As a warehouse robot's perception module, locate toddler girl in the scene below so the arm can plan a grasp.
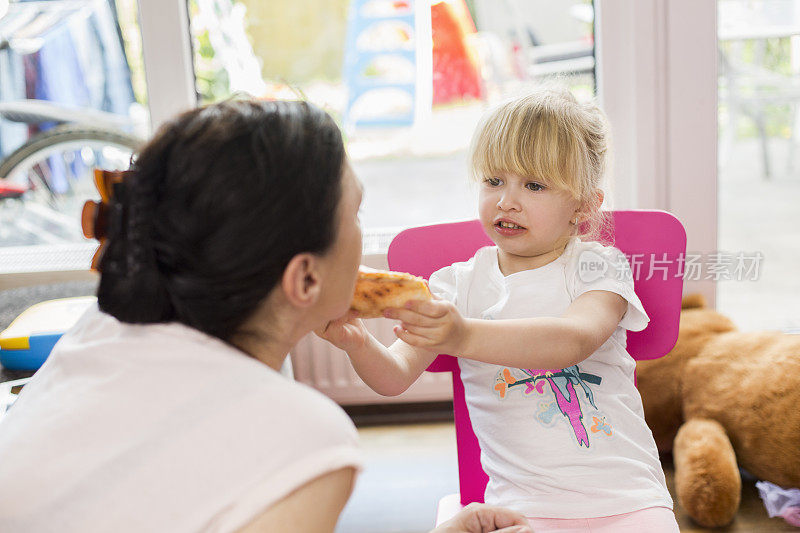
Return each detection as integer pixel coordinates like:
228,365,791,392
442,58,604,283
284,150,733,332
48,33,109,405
318,87,679,532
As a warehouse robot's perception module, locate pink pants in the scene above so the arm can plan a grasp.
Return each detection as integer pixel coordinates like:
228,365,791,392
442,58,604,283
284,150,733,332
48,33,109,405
526,506,679,532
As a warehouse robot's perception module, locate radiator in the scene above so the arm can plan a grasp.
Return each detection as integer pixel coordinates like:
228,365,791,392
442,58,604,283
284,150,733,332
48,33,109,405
291,319,453,405
290,249,453,405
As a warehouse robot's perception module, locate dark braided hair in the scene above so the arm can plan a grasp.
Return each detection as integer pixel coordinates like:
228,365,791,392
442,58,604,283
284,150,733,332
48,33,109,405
97,99,345,341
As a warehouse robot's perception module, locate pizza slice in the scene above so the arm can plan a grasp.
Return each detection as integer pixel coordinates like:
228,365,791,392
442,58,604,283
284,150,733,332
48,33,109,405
350,266,432,318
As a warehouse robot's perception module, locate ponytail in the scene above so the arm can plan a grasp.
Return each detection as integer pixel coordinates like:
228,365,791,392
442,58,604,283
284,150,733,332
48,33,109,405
97,154,174,323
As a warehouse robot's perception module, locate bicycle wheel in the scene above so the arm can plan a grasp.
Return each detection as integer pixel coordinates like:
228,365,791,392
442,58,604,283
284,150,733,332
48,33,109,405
0,125,142,245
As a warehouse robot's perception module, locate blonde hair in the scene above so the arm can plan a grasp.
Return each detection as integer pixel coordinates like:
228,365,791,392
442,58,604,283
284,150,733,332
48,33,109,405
469,85,613,244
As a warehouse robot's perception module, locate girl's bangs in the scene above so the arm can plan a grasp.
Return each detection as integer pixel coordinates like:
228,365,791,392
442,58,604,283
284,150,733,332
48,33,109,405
472,118,570,191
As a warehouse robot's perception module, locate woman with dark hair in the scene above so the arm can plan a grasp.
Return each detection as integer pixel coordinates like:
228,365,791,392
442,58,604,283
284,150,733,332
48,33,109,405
0,100,530,533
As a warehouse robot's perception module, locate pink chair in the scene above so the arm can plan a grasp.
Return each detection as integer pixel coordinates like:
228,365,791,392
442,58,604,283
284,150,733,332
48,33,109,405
387,210,687,522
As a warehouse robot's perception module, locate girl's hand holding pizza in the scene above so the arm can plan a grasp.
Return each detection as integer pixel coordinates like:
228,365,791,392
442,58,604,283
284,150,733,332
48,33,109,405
315,310,369,353
318,266,430,353
384,298,471,355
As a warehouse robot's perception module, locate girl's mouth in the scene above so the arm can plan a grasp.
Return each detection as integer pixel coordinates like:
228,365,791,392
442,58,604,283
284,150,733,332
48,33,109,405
494,220,526,236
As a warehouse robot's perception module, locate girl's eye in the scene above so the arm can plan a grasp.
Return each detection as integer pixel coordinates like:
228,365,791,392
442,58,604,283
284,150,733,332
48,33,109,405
485,177,502,186
526,182,545,192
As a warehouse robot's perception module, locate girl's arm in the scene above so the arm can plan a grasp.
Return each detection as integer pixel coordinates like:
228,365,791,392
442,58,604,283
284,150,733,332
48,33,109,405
387,290,628,369
316,312,438,396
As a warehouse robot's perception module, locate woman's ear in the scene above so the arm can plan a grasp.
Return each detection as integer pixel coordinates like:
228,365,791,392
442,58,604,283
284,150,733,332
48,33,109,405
281,253,322,309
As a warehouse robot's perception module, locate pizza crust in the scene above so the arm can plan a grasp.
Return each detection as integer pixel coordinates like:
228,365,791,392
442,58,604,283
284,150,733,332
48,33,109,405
350,267,432,318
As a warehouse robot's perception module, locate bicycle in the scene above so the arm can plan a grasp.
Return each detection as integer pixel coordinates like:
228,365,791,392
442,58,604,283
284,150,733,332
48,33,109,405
0,100,143,244
0,0,144,245
0,99,143,198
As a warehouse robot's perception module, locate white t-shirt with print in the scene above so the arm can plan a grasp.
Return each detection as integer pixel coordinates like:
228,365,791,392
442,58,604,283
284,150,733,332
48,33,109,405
0,305,362,532
428,237,672,519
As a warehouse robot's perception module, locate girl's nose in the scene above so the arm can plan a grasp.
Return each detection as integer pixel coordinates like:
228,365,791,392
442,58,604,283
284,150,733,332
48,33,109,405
497,190,521,211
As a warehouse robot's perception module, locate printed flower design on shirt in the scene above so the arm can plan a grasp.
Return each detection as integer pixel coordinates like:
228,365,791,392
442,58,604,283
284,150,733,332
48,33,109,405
494,365,604,448
591,416,613,436
536,401,560,425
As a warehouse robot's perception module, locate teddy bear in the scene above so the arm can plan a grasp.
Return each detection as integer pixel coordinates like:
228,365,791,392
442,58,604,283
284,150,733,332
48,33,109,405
635,293,800,528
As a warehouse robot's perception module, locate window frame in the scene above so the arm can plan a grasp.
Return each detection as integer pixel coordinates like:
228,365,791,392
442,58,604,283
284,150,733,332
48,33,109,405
138,0,196,130
594,0,717,305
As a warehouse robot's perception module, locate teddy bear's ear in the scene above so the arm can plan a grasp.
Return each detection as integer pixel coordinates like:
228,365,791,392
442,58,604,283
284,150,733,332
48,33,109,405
682,293,707,309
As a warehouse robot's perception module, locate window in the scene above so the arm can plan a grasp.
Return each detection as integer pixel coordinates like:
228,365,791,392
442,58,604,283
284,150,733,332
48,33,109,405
0,0,148,274
187,0,597,251
717,0,800,331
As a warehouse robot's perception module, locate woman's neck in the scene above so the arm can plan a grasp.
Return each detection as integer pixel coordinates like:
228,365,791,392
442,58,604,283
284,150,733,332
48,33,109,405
232,332,293,372
230,297,310,372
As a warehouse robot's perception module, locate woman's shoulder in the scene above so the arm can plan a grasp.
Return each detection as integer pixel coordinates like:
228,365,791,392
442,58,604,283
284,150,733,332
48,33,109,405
205,378,361,532
260,373,360,442
57,306,358,440
45,307,360,479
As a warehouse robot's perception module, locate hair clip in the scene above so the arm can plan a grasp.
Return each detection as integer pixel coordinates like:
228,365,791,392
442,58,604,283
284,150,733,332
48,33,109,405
81,169,131,271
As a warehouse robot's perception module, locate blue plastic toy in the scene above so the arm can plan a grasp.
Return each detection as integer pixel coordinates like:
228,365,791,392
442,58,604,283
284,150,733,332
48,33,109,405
0,296,96,371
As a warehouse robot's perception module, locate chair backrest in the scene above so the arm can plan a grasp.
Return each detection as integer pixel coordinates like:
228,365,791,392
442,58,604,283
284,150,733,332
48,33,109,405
387,210,687,505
